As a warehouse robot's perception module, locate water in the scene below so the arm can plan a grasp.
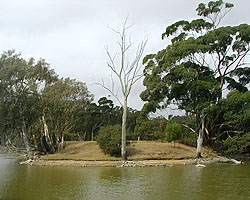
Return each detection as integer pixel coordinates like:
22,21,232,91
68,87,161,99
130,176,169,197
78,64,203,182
0,155,249,200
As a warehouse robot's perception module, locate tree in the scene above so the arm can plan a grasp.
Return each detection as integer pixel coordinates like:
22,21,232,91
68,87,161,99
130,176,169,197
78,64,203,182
80,97,119,141
135,116,167,141
166,121,183,147
97,19,147,160
208,90,250,142
0,50,94,157
42,78,93,151
81,102,101,141
96,124,122,157
221,91,250,133
141,1,250,158
0,50,57,158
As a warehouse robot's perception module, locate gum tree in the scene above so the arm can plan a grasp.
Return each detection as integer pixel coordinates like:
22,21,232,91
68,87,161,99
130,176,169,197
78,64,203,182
0,50,57,158
42,78,93,152
97,19,147,160
141,1,250,158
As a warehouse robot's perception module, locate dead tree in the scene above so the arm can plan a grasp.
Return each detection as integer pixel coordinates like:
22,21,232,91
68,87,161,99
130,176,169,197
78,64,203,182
97,19,147,160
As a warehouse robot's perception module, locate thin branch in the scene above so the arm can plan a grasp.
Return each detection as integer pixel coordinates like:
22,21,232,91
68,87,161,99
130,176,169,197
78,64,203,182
98,19,147,108
182,124,198,136
224,49,250,76
95,81,123,106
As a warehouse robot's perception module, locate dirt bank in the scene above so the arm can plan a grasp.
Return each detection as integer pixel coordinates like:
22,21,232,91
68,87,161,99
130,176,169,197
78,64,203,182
40,141,217,161
20,156,237,167
18,141,239,167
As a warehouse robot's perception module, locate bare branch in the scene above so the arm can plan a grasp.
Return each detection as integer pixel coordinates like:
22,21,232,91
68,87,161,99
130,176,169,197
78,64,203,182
224,49,250,76
107,25,121,37
94,80,123,106
98,19,147,110
182,124,198,136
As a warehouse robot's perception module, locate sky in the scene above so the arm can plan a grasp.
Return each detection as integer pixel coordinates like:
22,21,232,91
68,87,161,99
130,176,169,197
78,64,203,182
0,0,249,114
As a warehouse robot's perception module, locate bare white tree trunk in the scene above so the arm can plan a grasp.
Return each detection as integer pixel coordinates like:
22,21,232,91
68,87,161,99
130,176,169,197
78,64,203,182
55,134,60,152
21,121,33,159
196,116,205,158
60,134,64,150
91,129,94,141
121,98,128,160
41,115,55,153
97,18,147,161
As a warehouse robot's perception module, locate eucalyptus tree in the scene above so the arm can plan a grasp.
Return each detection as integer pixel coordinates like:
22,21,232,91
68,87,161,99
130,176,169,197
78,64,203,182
42,78,93,151
134,117,167,141
71,102,100,141
220,90,250,154
97,19,147,160
71,97,123,142
141,1,250,158
0,50,57,158
209,90,250,140
88,97,117,141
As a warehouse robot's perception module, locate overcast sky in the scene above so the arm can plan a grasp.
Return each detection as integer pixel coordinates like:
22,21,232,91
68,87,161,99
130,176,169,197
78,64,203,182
0,0,249,113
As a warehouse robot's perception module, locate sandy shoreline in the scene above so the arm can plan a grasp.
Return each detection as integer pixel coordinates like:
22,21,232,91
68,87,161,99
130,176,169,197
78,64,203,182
19,156,236,167
1,144,243,167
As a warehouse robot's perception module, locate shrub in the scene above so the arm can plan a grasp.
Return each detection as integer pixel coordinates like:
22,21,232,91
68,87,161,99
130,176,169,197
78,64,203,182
135,117,167,141
166,121,183,145
180,132,197,147
96,124,122,157
64,132,75,141
223,132,250,155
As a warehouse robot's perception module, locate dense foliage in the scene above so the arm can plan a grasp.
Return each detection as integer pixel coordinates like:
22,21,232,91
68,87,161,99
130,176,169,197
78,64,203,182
140,0,250,156
166,116,197,147
0,50,95,156
222,132,250,155
134,117,167,140
1,1,249,158
0,51,141,157
208,91,250,154
165,121,183,145
96,124,123,157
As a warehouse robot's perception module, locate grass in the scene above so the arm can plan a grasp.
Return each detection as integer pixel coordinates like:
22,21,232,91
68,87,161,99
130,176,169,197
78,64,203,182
41,141,217,161
41,141,121,161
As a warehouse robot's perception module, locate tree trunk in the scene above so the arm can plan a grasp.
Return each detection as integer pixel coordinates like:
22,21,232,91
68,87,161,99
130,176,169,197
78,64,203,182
91,129,94,141
196,116,205,158
60,134,64,150
121,98,128,161
0,116,5,146
1,132,5,146
55,134,60,152
21,121,33,159
41,115,55,153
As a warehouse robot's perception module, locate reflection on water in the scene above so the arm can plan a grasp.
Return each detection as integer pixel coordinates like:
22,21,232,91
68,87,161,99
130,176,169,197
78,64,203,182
0,155,249,200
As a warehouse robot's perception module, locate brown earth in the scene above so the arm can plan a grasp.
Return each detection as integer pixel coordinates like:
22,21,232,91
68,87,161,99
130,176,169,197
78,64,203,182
41,141,217,161
22,141,225,167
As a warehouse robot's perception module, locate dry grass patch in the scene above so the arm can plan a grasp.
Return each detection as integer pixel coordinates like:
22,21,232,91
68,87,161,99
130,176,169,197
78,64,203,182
127,141,196,160
41,141,121,161
41,141,216,161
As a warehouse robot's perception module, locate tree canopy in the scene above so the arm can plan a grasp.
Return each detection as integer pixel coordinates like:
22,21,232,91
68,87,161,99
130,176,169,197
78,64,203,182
0,50,141,157
140,0,250,157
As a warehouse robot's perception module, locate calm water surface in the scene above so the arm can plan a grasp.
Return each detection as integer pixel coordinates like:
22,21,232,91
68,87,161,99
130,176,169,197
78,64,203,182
0,155,249,200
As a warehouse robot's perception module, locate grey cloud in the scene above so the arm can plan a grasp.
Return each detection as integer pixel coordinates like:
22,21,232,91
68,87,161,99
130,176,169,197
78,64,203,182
0,0,249,110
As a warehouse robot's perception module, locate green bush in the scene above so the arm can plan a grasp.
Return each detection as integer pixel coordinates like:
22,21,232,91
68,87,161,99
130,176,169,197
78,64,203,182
64,132,75,141
166,121,183,145
96,124,122,157
135,117,167,141
180,132,197,147
223,132,250,155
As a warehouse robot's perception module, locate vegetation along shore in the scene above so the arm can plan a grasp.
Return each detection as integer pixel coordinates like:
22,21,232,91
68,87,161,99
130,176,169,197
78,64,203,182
18,141,245,167
1,1,249,163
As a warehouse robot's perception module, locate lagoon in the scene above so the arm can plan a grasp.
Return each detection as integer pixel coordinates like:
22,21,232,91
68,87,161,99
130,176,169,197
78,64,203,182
0,155,249,200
